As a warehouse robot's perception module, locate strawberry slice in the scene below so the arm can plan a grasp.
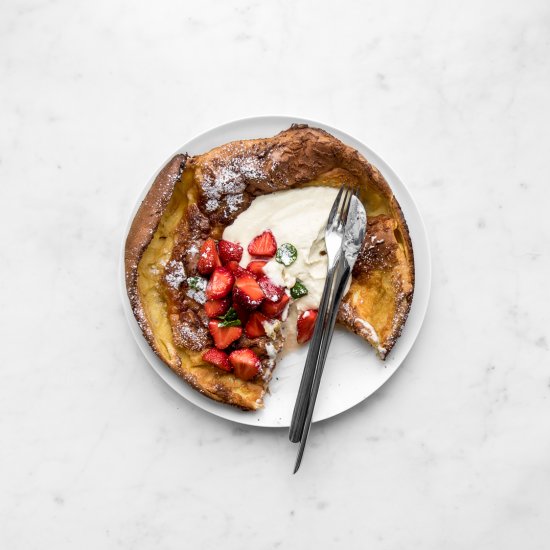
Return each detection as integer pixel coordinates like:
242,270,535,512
261,293,290,318
297,309,318,344
205,266,235,300
226,260,248,278
208,319,242,349
202,348,232,372
204,297,231,318
246,260,267,278
218,240,243,264
245,311,268,338
232,300,250,326
229,349,261,381
247,230,277,257
197,238,222,275
232,272,265,310
258,276,285,302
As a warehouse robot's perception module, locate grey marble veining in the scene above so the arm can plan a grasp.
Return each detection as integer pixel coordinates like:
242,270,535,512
1,0,549,548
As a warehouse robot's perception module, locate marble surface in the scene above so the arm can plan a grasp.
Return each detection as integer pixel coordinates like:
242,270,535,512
1,0,549,548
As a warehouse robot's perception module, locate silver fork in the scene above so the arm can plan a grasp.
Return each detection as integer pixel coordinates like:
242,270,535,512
289,185,355,443
292,190,365,472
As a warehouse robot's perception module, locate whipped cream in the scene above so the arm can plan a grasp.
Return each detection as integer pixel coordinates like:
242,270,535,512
223,187,339,345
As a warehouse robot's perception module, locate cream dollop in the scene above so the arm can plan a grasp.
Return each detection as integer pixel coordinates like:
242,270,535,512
222,187,338,345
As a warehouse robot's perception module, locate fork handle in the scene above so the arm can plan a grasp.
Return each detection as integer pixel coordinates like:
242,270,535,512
293,263,351,472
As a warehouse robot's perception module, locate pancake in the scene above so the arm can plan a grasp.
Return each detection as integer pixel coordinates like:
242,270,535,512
125,125,414,410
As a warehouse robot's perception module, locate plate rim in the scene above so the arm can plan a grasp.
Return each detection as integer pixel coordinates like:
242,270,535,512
119,114,431,428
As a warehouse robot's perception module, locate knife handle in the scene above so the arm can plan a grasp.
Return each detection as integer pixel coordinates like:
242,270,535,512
293,263,351,472
289,260,340,442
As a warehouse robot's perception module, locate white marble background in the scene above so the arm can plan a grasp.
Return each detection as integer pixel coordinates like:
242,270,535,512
1,0,549,548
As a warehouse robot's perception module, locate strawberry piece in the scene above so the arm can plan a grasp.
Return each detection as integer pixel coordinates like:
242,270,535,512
208,319,242,350
246,260,267,278
232,300,250,326
204,297,231,318
245,311,268,338
232,272,265,310
247,230,277,257
202,348,232,372
261,293,290,318
229,349,261,381
258,276,285,303
218,240,243,264
297,309,318,344
197,238,222,275
226,260,248,278
206,266,235,300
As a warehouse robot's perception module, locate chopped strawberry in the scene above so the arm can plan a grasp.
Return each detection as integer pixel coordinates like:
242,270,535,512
232,300,250,326
202,348,232,372
226,260,248,278
229,349,261,381
297,309,318,344
205,266,235,300
197,238,221,275
247,230,277,257
245,311,268,338
204,297,231,318
258,276,285,302
261,293,290,318
246,260,267,278
208,319,242,349
218,240,243,264
232,272,265,310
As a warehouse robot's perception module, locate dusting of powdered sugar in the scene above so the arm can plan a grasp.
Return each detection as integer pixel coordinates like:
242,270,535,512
225,193,244,215
201,149,269,215
186,288,207,304
204,199,219,213
164,260,186,289
237,155,268,181
177,322,209,351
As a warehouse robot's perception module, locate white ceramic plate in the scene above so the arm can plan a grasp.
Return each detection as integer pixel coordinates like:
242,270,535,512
120,116,431,427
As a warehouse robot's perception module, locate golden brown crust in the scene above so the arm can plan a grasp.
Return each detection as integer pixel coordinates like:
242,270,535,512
338,215,414,358
125,126,415,410
125,154,188,351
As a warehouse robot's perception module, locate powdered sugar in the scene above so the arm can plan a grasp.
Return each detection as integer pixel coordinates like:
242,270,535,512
164,260,186,289
205,199,219,213
186,288,207,304
225,193,244,215
177,321,209,351
201,151,269,216
202,158,246,203
237,155,268,181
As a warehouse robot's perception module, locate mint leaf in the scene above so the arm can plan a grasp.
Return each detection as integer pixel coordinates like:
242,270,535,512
290,279,308,299
275,243,298,266
218,307,242,328
218,319,242,328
